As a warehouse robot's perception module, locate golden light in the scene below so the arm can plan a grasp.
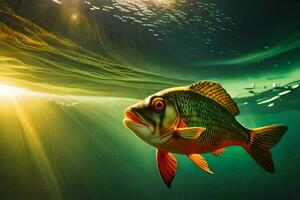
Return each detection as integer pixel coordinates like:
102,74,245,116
152,0,175,6
0,85,30,96
0,84,62,198
153,0,166,3
70,13,78,21
68,12,82,26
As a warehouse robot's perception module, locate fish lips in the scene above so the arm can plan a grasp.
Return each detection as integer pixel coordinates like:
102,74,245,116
123,108,148,128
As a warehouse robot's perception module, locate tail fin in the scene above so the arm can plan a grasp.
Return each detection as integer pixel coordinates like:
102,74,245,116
244,125,288,173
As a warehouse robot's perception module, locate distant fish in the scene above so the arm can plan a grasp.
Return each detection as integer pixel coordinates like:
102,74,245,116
123,81,288,187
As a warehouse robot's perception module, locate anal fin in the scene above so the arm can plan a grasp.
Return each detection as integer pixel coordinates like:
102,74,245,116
156,149,177,188
212,148,225,156
188,154,214,174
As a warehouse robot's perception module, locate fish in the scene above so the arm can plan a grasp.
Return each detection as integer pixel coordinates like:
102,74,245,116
123,81,288,188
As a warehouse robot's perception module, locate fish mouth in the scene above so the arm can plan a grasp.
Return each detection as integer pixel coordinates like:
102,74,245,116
123,108,147,127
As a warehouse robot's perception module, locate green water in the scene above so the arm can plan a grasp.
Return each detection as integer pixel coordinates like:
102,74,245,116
0,0,299,199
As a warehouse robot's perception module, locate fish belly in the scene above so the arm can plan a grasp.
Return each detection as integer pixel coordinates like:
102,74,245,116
159,131,246,155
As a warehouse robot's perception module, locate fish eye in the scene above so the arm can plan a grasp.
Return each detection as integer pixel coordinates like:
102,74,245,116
151,97,166,112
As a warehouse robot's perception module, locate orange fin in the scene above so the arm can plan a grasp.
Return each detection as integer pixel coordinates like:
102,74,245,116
188,154,214,174
156,149,177,188
176,127,206,139
244,125,287,173
212,148,225,156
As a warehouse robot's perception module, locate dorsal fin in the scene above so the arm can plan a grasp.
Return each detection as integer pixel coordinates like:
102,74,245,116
189,81,240,116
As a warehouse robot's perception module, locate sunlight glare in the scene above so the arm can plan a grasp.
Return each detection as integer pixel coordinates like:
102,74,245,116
0,85,31,96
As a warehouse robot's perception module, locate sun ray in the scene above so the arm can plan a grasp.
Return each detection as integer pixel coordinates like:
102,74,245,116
0,84,31,96
7,95,62,199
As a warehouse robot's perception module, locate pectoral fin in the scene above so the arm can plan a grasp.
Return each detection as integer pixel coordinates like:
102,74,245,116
156,149,177,188
212,148,225,156
176,127,206,139
188,154,214,174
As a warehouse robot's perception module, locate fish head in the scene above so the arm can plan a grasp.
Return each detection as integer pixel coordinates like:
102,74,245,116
123,93,179,145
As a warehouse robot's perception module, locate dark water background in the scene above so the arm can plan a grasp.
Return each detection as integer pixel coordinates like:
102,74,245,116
0,0,299,199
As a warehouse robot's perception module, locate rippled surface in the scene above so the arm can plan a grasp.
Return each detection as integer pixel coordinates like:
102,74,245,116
105,0,236,45
0,9,191,98
0,0,299,199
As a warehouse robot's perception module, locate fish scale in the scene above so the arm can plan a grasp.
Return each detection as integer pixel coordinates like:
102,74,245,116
165,90,249,153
